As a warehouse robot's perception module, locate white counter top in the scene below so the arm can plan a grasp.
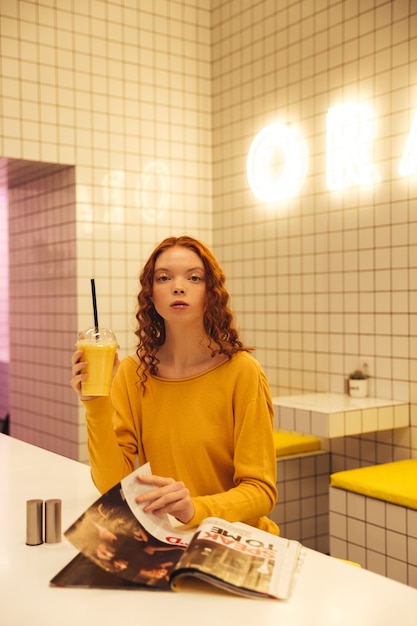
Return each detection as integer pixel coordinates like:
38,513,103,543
272,392,409,438
1,433,417,626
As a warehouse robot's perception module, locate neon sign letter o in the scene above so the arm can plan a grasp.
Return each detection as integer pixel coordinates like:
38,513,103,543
247,123,307,202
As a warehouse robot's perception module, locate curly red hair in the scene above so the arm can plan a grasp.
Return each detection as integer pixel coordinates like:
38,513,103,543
135,236,251,388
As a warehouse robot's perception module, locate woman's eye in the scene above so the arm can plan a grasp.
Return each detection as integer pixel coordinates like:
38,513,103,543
189,275,202,282
157,275,170,282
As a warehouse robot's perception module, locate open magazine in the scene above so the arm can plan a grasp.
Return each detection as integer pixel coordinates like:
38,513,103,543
50,464,303,599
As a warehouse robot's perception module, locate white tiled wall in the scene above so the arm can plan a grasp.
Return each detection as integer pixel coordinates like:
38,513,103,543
270,451,330,553
211,0,417,462
329,486,417,588
0,1,417,466
1,1,212,459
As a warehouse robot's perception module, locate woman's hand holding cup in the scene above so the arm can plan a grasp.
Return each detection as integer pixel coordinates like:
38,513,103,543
71,329,119,401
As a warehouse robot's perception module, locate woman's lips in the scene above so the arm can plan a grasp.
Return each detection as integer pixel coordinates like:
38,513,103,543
171,301,189,309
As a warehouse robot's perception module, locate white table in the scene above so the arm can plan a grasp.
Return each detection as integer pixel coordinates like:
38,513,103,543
1,433,417,626
272,392,409,438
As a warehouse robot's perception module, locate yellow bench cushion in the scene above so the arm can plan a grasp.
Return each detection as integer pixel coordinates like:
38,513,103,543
330,459,417,510
273,429,321,457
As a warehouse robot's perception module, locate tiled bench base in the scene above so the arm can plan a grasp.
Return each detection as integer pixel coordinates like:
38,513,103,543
269,450,330,553
329,486,417,588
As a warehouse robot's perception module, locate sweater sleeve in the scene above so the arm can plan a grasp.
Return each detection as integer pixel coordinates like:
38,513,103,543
186,364,279,534
83,361,139,492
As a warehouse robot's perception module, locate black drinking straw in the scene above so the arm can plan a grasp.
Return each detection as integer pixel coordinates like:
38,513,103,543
91,278,99,335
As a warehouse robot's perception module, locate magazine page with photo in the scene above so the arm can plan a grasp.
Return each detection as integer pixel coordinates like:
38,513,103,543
51,465,303,599
54,476,186,590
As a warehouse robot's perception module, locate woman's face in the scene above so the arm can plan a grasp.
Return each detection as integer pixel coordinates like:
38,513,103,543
152,246,207,328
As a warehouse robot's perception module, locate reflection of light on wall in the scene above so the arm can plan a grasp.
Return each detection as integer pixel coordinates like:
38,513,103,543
398,111,417,177
327,103,380,190
102,170,126,223
247,123,307,202
135,161,170,223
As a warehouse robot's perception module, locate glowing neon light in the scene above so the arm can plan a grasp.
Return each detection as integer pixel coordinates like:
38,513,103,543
247,123,308,202
326,103,380,190
398,112,417,177
135,161,170,223
102,170,126,223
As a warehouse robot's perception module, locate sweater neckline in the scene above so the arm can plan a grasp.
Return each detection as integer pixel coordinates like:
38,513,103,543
127,352,244,382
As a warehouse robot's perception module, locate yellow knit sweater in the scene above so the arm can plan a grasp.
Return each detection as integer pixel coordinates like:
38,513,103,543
83,351,279,535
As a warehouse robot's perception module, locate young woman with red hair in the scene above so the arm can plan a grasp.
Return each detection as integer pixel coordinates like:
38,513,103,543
71,236,278,535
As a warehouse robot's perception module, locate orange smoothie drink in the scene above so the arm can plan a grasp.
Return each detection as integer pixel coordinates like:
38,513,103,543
76,328,118,396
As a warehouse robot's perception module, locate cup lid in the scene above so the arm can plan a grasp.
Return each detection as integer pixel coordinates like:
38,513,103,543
79,327,118,344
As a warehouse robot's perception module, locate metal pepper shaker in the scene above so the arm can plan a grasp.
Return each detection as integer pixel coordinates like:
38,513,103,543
26,499,43,546
45,498,62,544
